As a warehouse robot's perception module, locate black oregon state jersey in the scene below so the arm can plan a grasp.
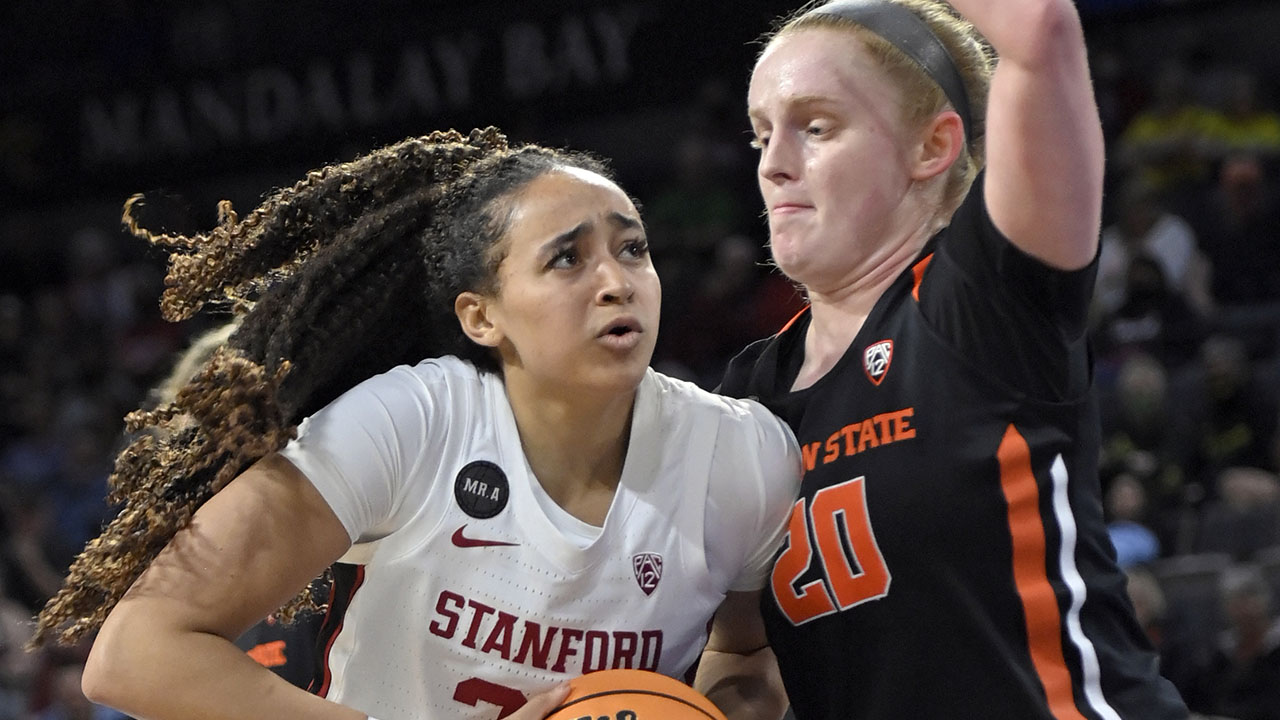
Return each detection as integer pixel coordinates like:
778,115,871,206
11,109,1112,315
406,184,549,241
721,178,1187,720
233,585,325,691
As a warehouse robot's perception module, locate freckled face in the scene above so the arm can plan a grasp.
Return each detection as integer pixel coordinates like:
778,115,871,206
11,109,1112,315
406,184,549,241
749,28,917,291
480,167,660,396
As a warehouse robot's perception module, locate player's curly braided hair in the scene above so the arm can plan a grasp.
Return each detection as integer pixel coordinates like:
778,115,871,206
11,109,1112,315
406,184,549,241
31,127,612,647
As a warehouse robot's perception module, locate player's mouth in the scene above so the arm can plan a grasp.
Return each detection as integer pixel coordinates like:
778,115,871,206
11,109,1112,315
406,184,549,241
596,317,644,351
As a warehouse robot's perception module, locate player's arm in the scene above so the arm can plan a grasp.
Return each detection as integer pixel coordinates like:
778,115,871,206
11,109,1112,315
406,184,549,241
82,453,367,720
949,0,1104,270
695,590,788,720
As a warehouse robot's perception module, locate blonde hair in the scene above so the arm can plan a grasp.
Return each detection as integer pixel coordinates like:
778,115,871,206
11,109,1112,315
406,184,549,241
152,321,240,406
768,0,994,213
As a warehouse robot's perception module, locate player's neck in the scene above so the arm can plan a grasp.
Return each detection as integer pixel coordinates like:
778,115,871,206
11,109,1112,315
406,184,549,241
794,223,930,391
794,266,898,391
504,382,635,525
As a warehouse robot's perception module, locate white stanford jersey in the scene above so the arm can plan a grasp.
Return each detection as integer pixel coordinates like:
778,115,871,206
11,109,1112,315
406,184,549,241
278,356,800,720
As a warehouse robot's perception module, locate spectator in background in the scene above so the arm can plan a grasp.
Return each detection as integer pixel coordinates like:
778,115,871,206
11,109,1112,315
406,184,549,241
1094,254,1208,375
1100,353,1173,479
646,127,752,347
1106,474,1161,568
42,420,117,570
658,234,805,387
1088,44,1146,147
30,288,109,394
1115,61,1220,204
1194,467,1280,561
0,391,75,611
1099,353,1190,553
1095,175,1211,320
1126,565,1204,700
646,79,758,229
0,489,65,614
1170,334,1279,496
1126,565,1167,650
0,569,37,719
1200,72,1280,165
32,661,127,720
2,388,118,574
0,389,65,494
1187,563,1280,720
62,227,139,339
1187,153,1280,308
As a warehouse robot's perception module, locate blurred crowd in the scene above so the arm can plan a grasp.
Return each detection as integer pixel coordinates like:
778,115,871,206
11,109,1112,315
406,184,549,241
2,27,1280,720
1087,51,1280,719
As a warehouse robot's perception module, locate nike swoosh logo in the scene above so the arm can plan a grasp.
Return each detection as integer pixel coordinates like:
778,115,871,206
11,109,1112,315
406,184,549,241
451,525,519,548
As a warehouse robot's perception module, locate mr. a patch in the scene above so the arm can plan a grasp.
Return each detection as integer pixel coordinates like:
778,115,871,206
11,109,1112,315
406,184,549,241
454,460,510,519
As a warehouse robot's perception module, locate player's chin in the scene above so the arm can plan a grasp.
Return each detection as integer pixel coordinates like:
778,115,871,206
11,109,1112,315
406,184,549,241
588,357,650,394
767,234,808,280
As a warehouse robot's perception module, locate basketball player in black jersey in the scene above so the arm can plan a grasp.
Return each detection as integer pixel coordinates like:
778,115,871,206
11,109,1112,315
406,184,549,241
722,1,1189,718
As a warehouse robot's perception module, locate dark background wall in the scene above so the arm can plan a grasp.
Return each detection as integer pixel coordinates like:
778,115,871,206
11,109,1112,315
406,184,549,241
2,0,1278,292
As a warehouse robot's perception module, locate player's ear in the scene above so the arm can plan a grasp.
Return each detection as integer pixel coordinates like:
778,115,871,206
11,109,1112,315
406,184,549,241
909,110,963,181
455,292,503,348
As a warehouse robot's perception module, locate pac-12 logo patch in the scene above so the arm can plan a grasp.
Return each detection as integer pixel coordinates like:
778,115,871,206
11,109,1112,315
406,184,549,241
632,553,663,596
454,460,509,519
863,340,893,386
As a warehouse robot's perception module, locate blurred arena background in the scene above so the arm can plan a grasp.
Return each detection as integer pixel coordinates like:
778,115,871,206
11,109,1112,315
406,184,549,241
1,1,1278,718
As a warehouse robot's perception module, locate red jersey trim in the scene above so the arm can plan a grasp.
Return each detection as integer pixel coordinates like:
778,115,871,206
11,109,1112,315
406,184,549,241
312,564,366,698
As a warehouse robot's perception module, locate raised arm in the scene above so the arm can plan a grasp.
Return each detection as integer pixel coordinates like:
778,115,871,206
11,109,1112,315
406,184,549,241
952,0,1105,270
82,454,363,720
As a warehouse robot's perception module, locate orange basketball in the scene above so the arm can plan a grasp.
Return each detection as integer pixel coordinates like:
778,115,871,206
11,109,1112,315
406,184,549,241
543,669,727,720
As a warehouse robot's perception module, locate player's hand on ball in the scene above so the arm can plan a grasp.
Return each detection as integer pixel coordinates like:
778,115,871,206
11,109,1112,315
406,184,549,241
507,683,571,720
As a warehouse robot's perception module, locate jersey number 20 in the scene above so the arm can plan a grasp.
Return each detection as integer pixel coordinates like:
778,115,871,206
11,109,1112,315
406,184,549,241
771,477,890,625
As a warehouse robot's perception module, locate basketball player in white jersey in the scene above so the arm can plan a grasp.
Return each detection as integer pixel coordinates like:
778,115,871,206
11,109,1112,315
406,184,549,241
32,130,800,720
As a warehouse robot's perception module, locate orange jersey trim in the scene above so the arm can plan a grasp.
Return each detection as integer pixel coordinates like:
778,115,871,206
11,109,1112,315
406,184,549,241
778,305,810,335
247,639,287,667
998,426,1087,720
911,253,935,301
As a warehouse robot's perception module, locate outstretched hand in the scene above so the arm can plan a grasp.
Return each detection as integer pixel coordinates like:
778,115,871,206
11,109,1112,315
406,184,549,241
507,683,572,720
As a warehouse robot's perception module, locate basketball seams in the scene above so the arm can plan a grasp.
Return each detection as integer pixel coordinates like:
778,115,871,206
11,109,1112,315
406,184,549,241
549,688,720,719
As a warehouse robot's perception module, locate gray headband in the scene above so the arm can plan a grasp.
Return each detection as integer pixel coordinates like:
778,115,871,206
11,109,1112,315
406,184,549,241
802,0,973,145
